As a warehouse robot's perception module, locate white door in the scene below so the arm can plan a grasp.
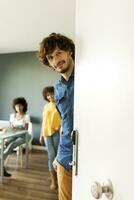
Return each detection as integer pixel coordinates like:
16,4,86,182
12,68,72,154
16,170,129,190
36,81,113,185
73,0,134,199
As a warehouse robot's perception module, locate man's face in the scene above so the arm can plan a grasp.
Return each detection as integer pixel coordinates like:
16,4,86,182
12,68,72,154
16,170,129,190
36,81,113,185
46,47,73,74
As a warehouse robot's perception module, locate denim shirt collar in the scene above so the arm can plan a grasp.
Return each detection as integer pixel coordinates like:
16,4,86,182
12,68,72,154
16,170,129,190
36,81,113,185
60,68,74,85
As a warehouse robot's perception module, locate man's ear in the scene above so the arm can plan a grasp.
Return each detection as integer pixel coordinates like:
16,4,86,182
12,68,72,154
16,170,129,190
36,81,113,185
69,51,73,56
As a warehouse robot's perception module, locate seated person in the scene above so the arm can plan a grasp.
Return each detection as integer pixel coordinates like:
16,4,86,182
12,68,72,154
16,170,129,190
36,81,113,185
3,97,31,176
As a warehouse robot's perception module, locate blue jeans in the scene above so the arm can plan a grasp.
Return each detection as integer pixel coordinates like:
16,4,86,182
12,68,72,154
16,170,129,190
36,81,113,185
44,132,60,171
4,134,31,160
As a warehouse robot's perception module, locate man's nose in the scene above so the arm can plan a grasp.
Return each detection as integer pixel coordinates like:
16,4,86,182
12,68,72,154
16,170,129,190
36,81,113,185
53,57,59,66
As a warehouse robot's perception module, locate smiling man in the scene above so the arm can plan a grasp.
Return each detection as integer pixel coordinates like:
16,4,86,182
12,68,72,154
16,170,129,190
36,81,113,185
38,33,75,200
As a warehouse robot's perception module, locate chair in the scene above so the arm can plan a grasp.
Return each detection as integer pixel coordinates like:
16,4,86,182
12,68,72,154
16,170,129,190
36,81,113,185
0,121,33,167
16,122,33,167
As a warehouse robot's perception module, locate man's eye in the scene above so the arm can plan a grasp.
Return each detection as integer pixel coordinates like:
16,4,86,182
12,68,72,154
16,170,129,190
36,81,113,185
57,52,61,56
48,56,53,60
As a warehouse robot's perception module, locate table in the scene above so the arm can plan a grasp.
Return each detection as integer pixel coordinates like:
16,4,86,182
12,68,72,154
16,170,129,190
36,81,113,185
0,130,29,183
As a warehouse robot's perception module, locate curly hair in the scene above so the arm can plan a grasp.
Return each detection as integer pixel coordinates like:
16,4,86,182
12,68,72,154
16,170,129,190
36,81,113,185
38,33,75,67
42,86,54,102
12,97,28,113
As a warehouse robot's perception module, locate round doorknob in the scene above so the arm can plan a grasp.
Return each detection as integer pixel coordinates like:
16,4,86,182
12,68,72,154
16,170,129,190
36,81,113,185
91,179,114,200
91,181,102,199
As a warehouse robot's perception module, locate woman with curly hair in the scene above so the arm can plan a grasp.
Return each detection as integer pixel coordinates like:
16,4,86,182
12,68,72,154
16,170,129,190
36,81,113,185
40,86,61,190
4,97,31,175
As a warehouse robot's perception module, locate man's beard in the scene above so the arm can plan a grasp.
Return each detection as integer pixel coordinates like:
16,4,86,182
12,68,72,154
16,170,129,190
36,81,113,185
59,65,70,73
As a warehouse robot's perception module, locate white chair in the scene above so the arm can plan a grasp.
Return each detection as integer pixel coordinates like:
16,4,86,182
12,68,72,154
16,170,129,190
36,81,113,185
0,120,33,167
16,122,33,167
0,121,33,151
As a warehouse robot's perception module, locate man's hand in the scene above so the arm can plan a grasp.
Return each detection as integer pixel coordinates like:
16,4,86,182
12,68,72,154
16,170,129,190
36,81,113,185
53,159,58,172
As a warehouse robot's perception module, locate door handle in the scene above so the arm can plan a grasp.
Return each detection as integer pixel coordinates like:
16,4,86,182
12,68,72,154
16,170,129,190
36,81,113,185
70,130,79,176
91,179,114,200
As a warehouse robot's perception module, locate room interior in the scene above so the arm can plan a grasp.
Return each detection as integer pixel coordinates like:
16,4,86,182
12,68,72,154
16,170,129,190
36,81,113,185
0,0,75,199
0,0,75,147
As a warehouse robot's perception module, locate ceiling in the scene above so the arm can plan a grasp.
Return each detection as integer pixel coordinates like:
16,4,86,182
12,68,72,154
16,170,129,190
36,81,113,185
0,0,75,54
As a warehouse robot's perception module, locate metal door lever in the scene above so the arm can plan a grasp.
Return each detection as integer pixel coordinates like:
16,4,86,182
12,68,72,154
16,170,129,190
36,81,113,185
70,130,79,176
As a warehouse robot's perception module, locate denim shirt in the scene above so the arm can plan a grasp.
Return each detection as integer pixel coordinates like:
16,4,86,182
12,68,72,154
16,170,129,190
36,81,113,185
55,71,74,170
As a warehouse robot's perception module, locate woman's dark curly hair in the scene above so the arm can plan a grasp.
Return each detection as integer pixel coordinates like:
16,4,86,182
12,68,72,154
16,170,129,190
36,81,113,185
42,86,54,102
12,97,28,113
38,33,75,67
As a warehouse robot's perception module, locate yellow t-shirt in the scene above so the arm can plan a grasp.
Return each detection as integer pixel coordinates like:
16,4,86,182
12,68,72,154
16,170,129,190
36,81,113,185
41,102,61,136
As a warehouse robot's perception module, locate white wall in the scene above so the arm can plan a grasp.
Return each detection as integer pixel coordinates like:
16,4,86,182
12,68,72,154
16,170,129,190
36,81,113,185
0,0,75,53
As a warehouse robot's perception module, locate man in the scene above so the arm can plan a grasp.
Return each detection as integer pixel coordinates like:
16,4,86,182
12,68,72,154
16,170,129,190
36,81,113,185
38,33,75,200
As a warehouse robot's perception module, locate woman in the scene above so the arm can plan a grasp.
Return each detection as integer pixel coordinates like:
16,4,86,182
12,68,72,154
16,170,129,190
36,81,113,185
4,97,31,164
40,86,61,190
